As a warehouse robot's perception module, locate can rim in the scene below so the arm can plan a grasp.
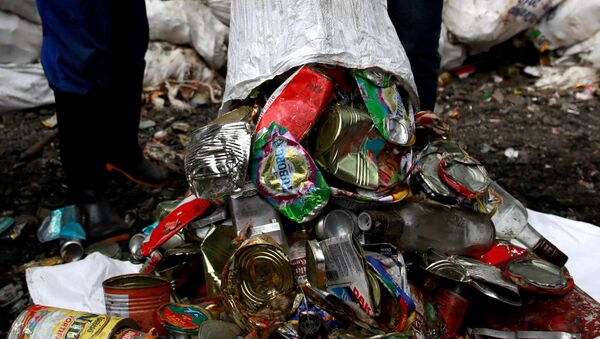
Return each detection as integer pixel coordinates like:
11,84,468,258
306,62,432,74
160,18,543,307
102,274,170,289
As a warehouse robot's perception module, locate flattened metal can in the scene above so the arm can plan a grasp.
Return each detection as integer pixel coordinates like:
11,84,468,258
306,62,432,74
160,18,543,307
103,274,171,332
8,305,137,339
221,236,301,333
155,303,212,334
313,104,385,189
315,209,358,240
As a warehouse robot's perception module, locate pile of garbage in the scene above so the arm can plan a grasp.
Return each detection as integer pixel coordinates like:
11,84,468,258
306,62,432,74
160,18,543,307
9,63,600,338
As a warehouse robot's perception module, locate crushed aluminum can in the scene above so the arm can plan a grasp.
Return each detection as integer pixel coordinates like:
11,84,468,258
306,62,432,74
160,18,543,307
129,233,147,262
414,140,490,201
141,194,210,257
313,104,386,189
85,241,122,259
505,258,574,295
60,239,84,262
185,121,253,200
8,305,139,338
315,209,358,240
256,65,334,141
155,303,212,335
221,236,302,334
467,328,581,339
426,254,522,307
354,69,415,147
306,239,327,289
288,228,310,285
320,235,374,316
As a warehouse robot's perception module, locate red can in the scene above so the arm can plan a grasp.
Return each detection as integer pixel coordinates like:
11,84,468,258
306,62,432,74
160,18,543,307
103,274,171,332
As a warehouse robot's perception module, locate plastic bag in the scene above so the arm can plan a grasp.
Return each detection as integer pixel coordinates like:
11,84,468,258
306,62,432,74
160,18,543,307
0,0,40,24
0,63,54,113
145,0,229,70
443,0,563,53
438,23,467,70
0,11,41,64
536,0,600,50
37,206,86,243
202,0,231,26
562,31,600,68
223,0,418,108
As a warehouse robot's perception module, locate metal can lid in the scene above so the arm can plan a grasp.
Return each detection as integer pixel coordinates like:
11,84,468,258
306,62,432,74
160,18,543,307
316,209,357,240
507,258,570,289
306,239,327,289
156,303,212,331
357,211,374,232
385,116,410,146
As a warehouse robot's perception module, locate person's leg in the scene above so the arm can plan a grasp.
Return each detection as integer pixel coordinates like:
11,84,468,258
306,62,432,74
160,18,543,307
388,0,443,111
103,0,169,188
37,0,127,238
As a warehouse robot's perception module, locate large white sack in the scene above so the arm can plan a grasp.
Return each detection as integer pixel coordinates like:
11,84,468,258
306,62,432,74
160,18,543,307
26,253,141,314
202,0,231,26
0,11,41,64
0,63,54,113
443,0,563,53
562,30,600,68
146,0,229,70
537,0,600,50
0,0,40,24
528,209,600,303
438,23,468,70
224,0,418,107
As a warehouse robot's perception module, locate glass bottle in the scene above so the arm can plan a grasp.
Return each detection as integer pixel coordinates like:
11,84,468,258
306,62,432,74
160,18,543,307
358,201,495,257
489,181,567,267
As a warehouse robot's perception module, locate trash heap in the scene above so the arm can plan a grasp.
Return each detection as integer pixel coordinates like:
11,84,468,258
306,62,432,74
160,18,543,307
11,64,600,339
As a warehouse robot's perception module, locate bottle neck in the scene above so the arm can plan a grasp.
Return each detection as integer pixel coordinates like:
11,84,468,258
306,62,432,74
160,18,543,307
515,222,543,249
517,223,568,267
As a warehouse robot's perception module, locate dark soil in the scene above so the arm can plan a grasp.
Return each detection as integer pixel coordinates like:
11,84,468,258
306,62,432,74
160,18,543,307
0,67,598,334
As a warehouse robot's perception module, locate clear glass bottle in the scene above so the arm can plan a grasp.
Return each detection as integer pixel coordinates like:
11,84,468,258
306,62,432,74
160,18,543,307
358,201,495,257
489,182,567,267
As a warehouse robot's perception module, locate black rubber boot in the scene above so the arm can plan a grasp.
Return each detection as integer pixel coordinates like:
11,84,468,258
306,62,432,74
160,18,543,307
106,152,169,189
77,191,130,240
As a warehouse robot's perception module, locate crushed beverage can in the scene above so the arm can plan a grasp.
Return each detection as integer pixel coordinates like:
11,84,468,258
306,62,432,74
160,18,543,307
200,225,237,297
313,104,385,189
256,65,334,141
59,239,84,263
353,69,415,147
250,123,330,223
221,236,302,334
315,209,358,240
8,305,138,339
185,120,253,200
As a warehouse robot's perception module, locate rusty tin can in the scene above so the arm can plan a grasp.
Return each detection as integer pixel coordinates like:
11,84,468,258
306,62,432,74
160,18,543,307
8,305,138,339
103,274,171,332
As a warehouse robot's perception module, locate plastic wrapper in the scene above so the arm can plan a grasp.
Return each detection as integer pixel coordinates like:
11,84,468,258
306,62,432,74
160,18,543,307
354,70,415,146
250,123,330,223
223,0,417,108
255,65,333,141
36,206,86,243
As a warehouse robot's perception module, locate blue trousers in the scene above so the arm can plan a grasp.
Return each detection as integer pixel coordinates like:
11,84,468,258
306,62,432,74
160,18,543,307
388,0,443,111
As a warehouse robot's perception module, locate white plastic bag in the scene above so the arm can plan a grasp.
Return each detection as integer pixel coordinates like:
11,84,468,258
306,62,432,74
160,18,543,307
537,0,600,50
202,0,231,26
0,0,40,24
561,31,600,68
224,0,418,107
0,11,42,64
26,253,141,314
146,0,229,70
443,0,563,53
438,23,468,69
0,63,54,113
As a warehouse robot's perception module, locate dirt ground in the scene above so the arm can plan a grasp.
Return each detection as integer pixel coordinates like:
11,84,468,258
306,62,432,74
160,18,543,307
0,65,598,332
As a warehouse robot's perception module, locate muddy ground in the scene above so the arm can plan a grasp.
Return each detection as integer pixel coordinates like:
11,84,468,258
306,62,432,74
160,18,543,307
0,65,598,332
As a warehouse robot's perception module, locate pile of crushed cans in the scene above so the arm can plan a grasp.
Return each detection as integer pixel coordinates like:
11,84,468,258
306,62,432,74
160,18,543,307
9,65,600,338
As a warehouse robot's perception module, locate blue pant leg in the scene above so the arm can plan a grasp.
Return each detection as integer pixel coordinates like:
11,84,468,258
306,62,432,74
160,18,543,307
36,0,111,95
388,0,443,111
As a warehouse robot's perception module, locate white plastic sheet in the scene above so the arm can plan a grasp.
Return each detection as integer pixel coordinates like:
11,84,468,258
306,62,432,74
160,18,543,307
146,0,229,70
443,0,563,53
26,252,141,314
0,11,42,64
563,31,600,68
0,63,54,113
0,0,40,24
537,0,600,50
223,0,418,107
528,209,600,303
438,23,468,70
203,0,231,26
